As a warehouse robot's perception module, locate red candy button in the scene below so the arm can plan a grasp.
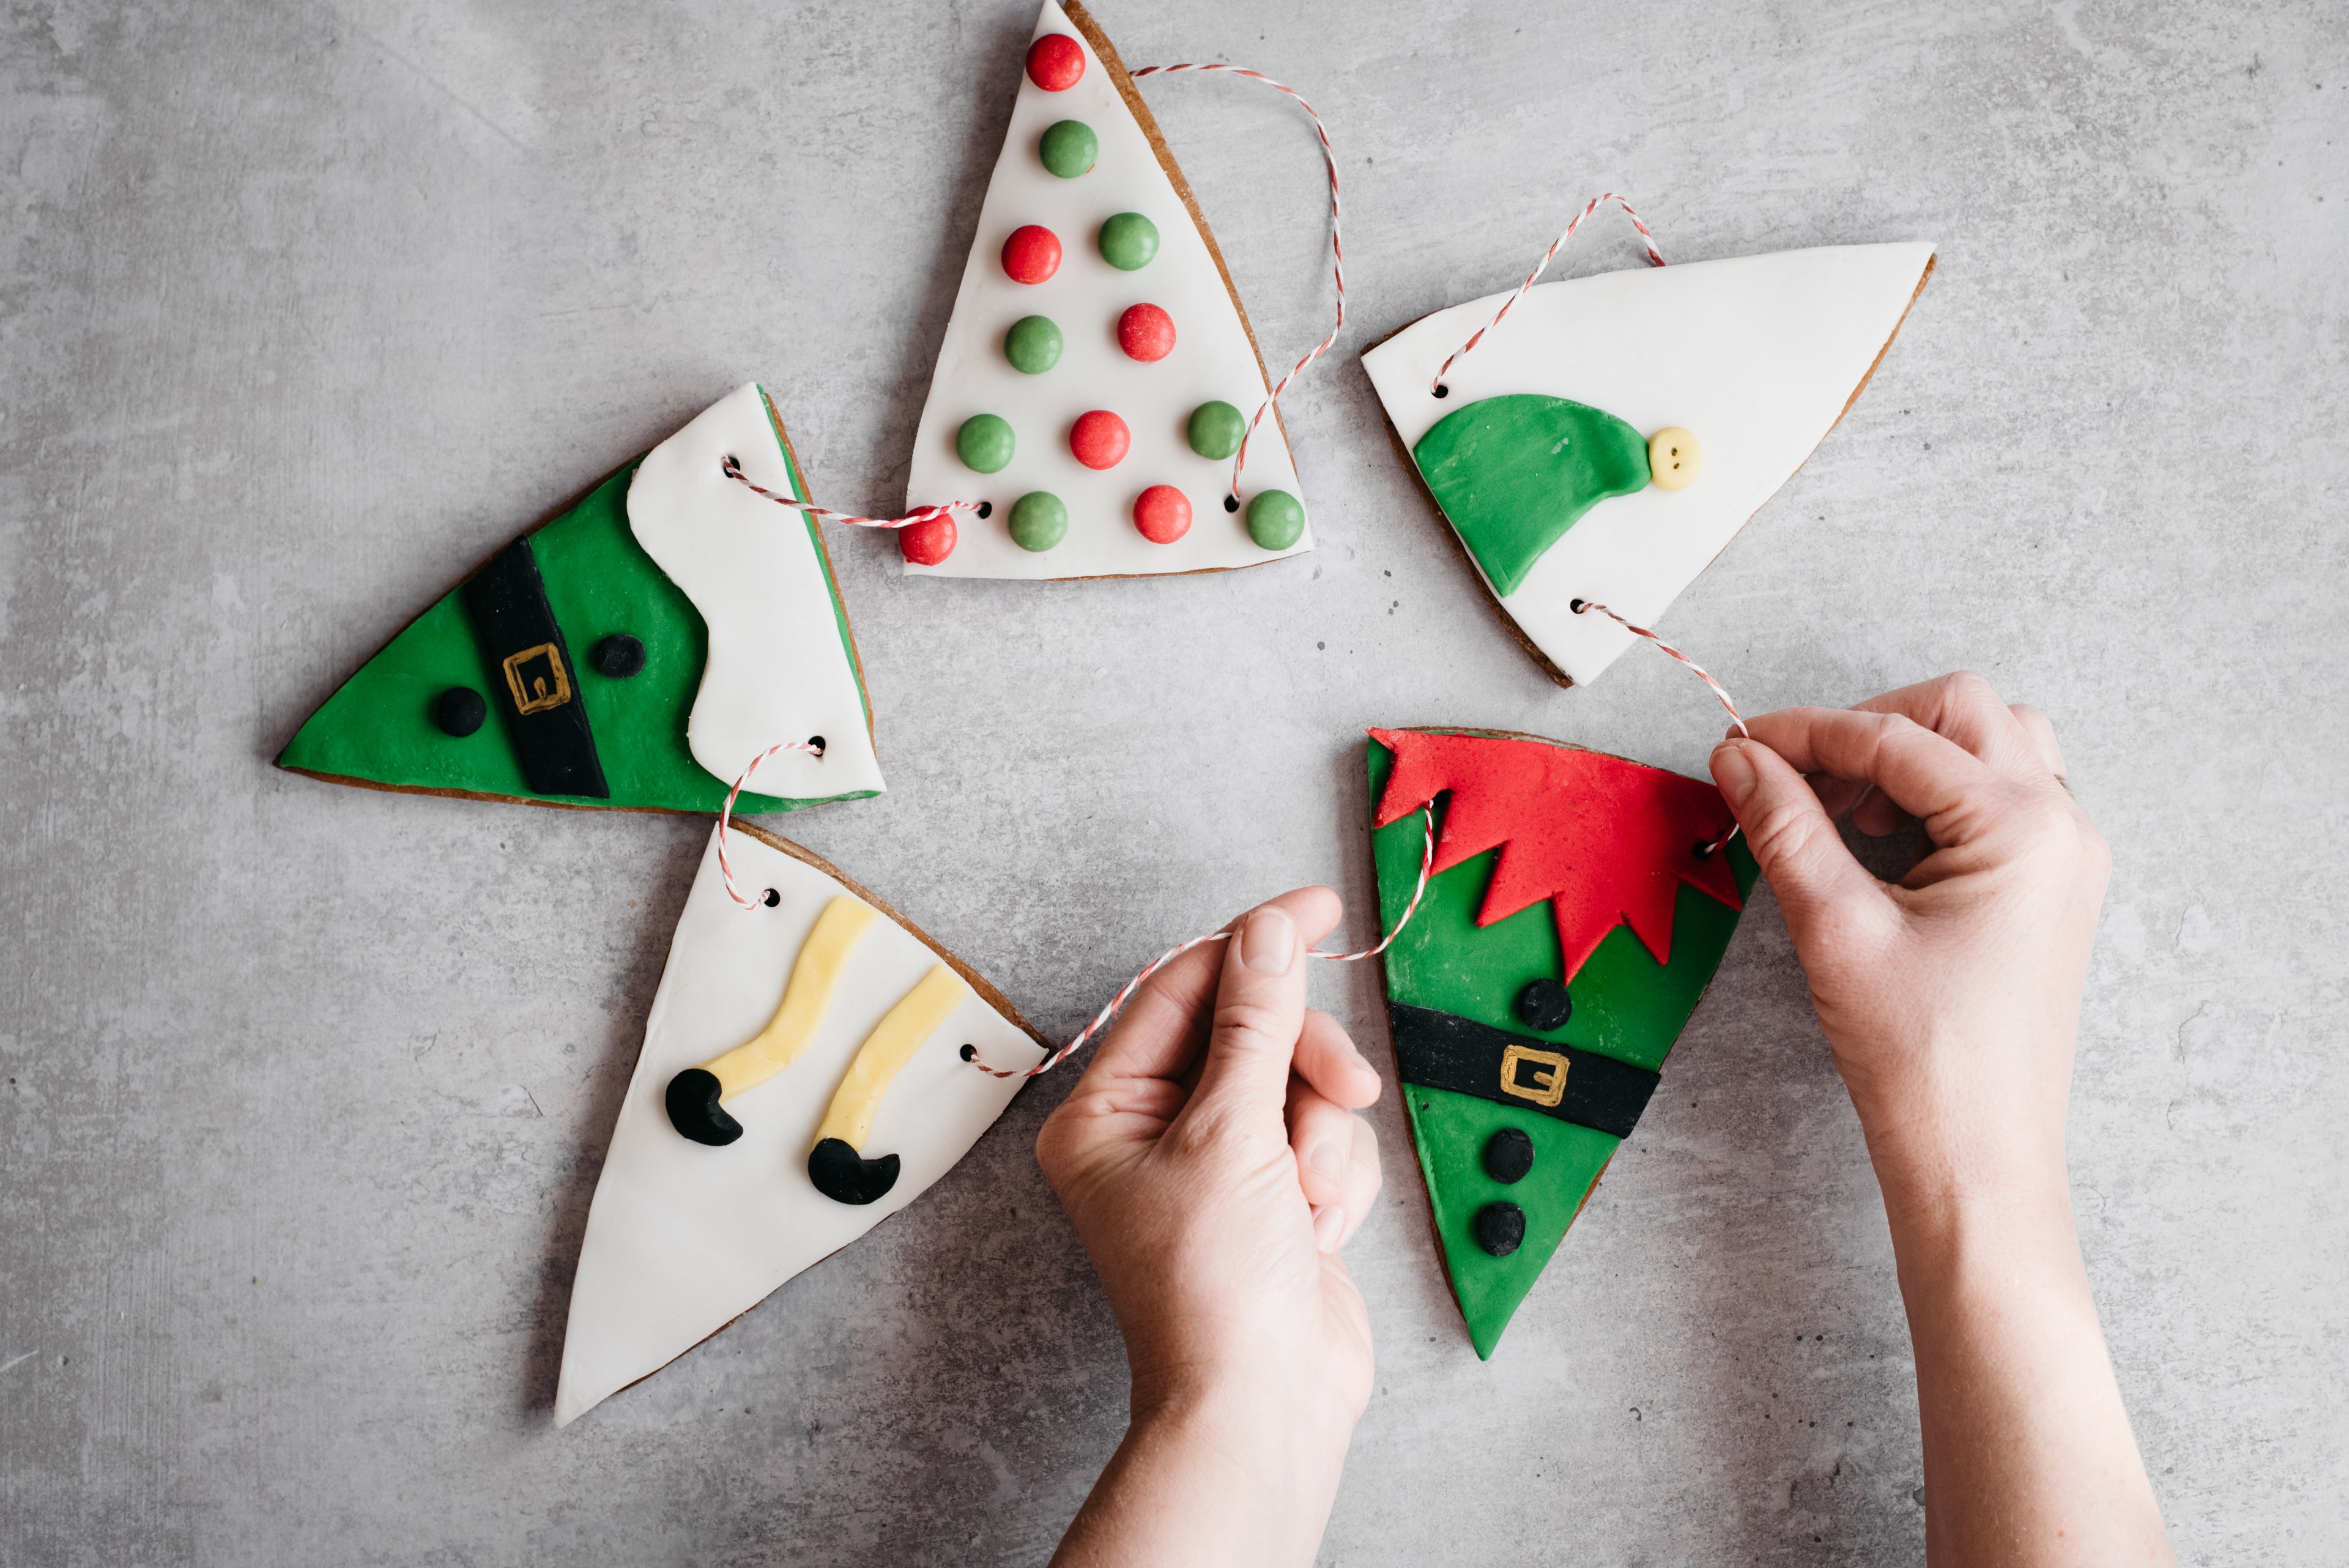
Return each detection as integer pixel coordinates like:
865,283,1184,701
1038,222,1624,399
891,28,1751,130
897,513,957,566
1001,225,1062,284
1117,303,1176,362
1069,409,1130,470
1133,485,1192,544
1026,34,1085,92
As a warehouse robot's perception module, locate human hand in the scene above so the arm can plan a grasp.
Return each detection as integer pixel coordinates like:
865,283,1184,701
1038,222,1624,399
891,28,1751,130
1036,888,1384,1568
1707,672,2110,1204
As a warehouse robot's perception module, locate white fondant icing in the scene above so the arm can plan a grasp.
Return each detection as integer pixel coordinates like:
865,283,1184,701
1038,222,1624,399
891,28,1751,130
1360,243,1934,686
903,0,1312,579
554,825,1041,1426
628,384,886,797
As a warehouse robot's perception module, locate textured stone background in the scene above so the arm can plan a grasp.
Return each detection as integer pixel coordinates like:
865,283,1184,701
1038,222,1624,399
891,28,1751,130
2,1,2342,1562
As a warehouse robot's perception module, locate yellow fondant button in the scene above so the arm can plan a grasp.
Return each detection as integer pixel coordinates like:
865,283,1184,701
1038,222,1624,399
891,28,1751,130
1649,427,1702,491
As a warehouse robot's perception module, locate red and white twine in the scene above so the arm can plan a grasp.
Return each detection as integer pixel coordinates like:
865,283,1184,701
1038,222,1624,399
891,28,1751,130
1429,193,1665,395
963,804,1437,1080
715,739,828,908
1571,599,1745,856
1130,62,1344,503
721,455,981,532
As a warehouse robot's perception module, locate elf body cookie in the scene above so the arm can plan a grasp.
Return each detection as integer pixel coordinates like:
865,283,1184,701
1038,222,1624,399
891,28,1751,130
900,0,1312,578
555,821,1044,1427
1360,243,1934,686
1365,728,1757,1358
278,384,885,812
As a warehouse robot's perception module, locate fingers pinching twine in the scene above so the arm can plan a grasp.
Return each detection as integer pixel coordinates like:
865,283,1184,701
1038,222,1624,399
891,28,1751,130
1571,599,1748,857
717,740,828,909
1430,193,1666,396
1130,64,1343,505
959,806,1438,1079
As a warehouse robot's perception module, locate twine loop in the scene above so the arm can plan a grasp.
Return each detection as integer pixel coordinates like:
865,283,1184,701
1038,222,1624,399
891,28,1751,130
1430,193,1664,396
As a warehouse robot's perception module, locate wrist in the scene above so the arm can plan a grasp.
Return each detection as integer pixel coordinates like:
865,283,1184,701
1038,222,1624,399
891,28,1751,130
1130,1373,1360,1482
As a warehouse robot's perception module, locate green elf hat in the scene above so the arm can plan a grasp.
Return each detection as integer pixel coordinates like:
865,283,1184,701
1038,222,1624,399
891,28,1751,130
278,385,885,814
1366,727,1758,1358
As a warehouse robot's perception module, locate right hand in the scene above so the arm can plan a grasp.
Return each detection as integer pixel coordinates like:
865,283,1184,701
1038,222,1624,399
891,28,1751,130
1707,672,2110,1202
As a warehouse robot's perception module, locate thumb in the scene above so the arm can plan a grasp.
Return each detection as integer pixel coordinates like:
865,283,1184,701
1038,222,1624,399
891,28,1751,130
1182,902,1314,1129
1710,739,1888,949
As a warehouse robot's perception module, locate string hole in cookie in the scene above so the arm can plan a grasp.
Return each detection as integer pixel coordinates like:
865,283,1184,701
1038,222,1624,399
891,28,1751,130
959,1044,976,1062
1433,384,1450,399
1223,494,1240,513
760,888,781,908
976,501,993,519
806,735,826,754
1570,597,1588,614
1691,840,1716,860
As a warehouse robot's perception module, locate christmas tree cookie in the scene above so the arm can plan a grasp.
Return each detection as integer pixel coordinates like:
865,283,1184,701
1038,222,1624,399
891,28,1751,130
899,0,1312,578
555,819,1045,1426
1360,243,1935,686
277,385,885,813
1365,728,1758,1358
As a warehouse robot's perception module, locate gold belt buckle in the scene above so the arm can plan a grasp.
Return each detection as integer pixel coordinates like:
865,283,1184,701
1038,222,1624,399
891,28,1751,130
1499,1042,1570,1108
502,642,573,714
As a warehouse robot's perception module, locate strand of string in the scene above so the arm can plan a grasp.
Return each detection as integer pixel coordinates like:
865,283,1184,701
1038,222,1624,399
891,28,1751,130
1429,193,1664,395
1130,62,1343,505
714,740,828,908
721,455,984,532
962,804,1436,1080
1571,598,1746,856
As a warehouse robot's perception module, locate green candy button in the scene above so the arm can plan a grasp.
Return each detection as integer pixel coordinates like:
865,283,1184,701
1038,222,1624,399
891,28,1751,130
956,414,1015,474
1245,489,1305,551
1008,491,1069,552
1039,119,1097,178
1003,314,1063,374
1097,212,1159,272
1187,400,1247,460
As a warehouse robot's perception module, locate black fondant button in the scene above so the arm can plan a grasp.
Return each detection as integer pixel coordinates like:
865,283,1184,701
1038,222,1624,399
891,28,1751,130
808,1137,901,1206
1484,1127,1535,1185
591,633,647,679
1475,1201,1527,1257
665,1068,743,1146
1515,977,1573,1032
434,686,487,737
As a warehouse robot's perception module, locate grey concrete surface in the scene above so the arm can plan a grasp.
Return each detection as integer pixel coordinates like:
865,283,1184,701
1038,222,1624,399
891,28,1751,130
2,0,2342,1562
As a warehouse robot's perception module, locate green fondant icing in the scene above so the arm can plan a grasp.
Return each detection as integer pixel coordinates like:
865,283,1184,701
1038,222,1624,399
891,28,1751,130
279,426,875,816
1411,393,1652,598
1367,738,1757,1354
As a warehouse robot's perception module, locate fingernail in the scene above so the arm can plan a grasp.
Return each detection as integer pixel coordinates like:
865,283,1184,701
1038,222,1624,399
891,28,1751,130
1241,907,1296,975
1308,1137,1345,1183
1313,1204,1348,1254
1710,741,1756,808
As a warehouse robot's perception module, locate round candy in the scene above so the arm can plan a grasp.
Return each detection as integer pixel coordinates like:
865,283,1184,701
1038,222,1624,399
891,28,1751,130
590,633,646,679
1002,314,1063,374
1648,426,1702,490
1474,1201,1527,1258
1244,489,1305,550
434,686,486,737
1038,119,1097,177
1186,400,1246,460
898,513,957,566
1025,32,1085,92
1001,225,1062,284
1132,485,1191,544
1008,491,1068,552
1097,212,1159,272
1483,1128,1535,1186
956,414,1015,473
1117,303,1175,362
1069,409,1130,470
1514,977,1573,1032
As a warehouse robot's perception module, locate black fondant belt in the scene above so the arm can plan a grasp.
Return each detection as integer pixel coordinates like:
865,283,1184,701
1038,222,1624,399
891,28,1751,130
1386,1001,1659,1140
460,535,608,798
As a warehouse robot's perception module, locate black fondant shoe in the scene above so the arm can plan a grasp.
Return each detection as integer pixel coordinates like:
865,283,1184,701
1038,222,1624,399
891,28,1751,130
664,1068,743,1146
807,1137,900,1205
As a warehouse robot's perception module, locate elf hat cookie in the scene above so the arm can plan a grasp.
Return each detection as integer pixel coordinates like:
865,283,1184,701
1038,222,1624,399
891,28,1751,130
278,384,885,814
900,0,1313,578
1364,727,1756,1358
555,821,1045,1427
1360,209,1933,686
